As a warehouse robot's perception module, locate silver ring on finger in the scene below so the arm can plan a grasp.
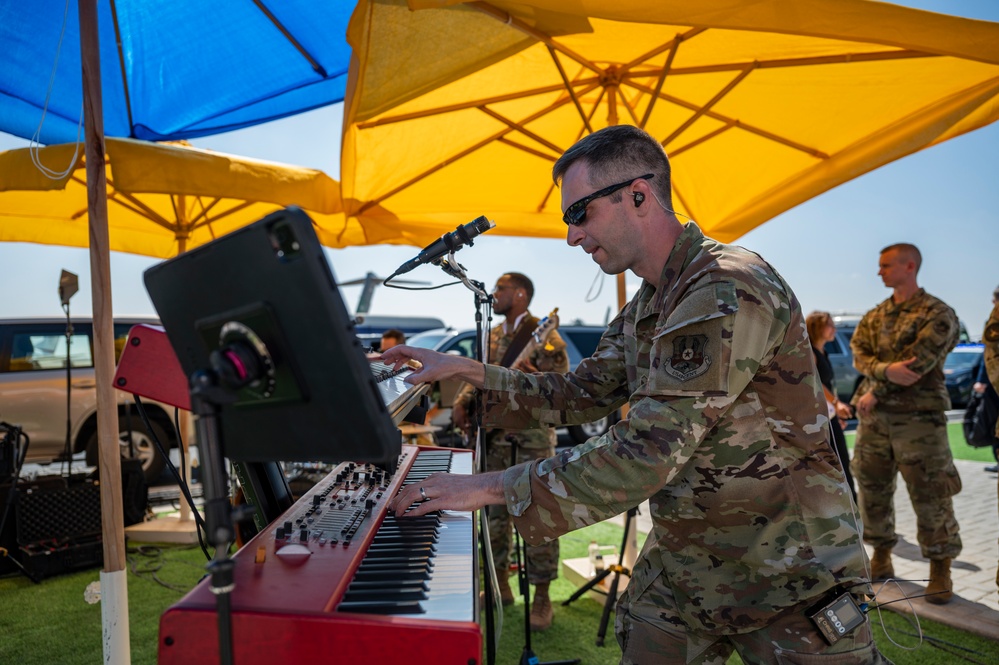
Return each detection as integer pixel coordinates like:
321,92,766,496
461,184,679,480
419,486,429,501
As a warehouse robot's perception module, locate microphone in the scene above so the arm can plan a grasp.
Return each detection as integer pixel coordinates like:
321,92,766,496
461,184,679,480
391,216,496,277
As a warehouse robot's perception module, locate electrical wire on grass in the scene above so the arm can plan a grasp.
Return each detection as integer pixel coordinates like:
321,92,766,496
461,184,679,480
126,543,205,593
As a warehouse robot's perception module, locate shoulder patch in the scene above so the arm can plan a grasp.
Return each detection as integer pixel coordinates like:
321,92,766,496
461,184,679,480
664,334,711,381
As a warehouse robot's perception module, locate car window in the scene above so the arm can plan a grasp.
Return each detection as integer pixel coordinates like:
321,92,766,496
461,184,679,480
407,331,451,350
825,336,844,355
564,329,603,358
443,336,476,358
114,323,138,364
7,331,93,372
945,348,983,371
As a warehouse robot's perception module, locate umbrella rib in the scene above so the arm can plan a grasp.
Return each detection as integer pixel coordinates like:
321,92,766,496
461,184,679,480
183,196,224,228
619,87,642,126
626,80,829,159
108,1,136,135
661,65,756,148
671,183,698,227
251,0,327,77
547,46,594,134
69,173,176,229
357,51,932,131
623,27,707,74
356,82,588,129
479,105,563,155
357,85,600,214
668,123,735,159
357,133,510,214
497,137,559,162
537,90,607,213
189,200,254,230
639,35,683,129
631,49,934,79
470,1,601,74
109,192,176,231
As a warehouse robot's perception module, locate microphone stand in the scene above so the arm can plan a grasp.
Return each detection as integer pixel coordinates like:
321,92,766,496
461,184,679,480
439,254,577,665
510,440,579,665
61,302,73,479
436,254,502,665
188,368,256,665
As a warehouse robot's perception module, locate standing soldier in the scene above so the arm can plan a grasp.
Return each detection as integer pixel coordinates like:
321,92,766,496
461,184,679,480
851,243,961,604
981,291,999,595
452,272,569,631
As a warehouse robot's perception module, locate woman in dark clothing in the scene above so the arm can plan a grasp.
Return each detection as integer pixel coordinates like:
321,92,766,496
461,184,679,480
971,354,999,472
806,311,857,500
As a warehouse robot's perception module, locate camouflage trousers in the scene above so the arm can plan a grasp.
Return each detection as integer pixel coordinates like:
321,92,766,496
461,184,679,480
485,437,559,583
852,409,962,559
615,574,892,664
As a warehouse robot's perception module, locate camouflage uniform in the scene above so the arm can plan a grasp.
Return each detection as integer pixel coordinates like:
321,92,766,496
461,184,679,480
850,289,962,561
984,303,999,436
454,314,569,583
477,224,883,663
982,303,999,592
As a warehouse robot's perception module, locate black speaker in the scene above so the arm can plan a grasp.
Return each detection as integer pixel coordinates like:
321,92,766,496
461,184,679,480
3,477,103,580
16,478,102,545
0,483,19,576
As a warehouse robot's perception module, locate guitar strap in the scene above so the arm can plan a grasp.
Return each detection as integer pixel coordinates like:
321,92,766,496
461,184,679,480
498,315,539,368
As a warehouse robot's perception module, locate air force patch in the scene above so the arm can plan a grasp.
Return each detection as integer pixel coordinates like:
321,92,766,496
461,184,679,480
665,334,711,381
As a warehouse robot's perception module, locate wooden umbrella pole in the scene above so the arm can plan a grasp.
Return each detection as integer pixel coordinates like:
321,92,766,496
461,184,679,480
79,1,131,663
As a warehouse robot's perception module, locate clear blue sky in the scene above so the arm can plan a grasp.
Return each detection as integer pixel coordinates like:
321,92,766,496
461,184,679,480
1,0,997,338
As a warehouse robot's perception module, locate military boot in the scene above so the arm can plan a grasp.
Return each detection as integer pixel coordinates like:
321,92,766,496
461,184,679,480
925,559,953,605
496,571,515,607
870,547,894,581
529,582,553,632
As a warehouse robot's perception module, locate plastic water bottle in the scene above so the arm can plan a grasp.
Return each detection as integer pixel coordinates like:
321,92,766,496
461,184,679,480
588,541,600,571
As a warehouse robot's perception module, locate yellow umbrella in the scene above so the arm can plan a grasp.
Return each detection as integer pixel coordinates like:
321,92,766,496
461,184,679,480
0,137,344,258
341,0,999,246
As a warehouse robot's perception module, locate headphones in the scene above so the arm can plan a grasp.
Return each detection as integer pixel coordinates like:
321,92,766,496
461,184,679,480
633,192,645,206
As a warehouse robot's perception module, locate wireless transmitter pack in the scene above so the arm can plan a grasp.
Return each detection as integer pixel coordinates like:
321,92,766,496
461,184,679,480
807,591,866,645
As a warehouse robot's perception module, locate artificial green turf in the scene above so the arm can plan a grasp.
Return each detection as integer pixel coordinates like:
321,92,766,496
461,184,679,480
0,543,207,665
2,521,997,664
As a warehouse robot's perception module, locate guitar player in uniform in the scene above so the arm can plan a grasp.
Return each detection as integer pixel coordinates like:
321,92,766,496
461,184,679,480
451,272,569,631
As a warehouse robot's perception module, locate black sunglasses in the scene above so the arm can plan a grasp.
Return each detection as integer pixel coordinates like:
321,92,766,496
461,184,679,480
562,174,654,226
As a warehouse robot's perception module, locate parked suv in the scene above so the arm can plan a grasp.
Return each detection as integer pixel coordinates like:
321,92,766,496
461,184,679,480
406,324,613,443
0,317,179,482
944,343,984,408
825,315,863,404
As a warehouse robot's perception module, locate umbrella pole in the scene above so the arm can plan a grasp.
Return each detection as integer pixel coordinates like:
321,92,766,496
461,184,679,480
79,1,130,663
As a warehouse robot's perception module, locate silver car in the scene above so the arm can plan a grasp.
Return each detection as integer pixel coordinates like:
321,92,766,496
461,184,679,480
1,317,179,482
406,324,615,444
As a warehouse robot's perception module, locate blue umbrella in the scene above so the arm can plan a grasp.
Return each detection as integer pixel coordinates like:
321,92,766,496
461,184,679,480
0,3,354,661
0,0,354,143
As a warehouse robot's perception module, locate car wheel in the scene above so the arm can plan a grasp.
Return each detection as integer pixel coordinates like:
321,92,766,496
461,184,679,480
567,415,612,444
85,419,170,483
